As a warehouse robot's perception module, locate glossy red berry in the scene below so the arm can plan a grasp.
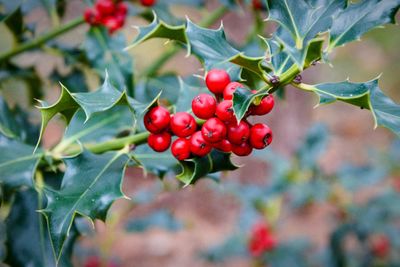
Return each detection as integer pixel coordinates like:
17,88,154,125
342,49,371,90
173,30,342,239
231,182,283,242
95,0,115,16
191,94,216,119
227,120,250,145
216,100,236,123
249,123,272,149
171,138,191,160
213,139,232,153
252,95,274,116
201,118,227,143
223,82,243,100
231,142,252,157
143,106,170,133
190,131,212,157
140,0,157,7
148,132,171,152
205,69,231,94
103,17,121,34
170,112,197,137
115,2,128,16
84,8,101,25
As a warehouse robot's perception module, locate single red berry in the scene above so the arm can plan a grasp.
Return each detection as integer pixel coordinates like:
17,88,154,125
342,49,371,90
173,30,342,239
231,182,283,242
95,0,115,16
249,123,273,149
83,8,101,25
192,94,216,119
171,138,191,160
170,112,197,137
227,120,250,145
140,0,157,7
213,139,232,153
231,142,252,156
371,235,390,258
252,0,266,10
190,131,212,157
143,106,170,133
115,2,128,16
216,100,236,123
223,82,243,100
148,132,171,152
248,222,277,257
201,118,227,143
103,17,121,34
205,69,231,95
252,95,274,116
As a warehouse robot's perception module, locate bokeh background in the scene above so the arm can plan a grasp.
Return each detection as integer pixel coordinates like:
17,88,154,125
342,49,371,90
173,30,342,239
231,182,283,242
1,0,399,266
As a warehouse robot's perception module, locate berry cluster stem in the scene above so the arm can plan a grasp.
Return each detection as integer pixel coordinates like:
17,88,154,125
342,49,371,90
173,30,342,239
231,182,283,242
0,17,85,62
141,5,229,77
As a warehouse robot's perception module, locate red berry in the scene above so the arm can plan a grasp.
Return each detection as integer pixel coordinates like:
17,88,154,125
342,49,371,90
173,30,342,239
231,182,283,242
140,0,157,7
205,69,231,95
84,8,101,25
103,17,121,34
227,120,250,145
201,118,227,143
143,106,170,133
252,0,266,10
371,235,390,258
190,131,212,157
116,3,128,16
223,82,243,100
191,94,216,119
95,0,115,16
248,222,277,257
170,112,197,137
213,139,232,153
249,123,272,149
148,132,171,152
84,256,101,267
216,100,236,122
171,138,191,160
252,95,274,116
231,142,252,157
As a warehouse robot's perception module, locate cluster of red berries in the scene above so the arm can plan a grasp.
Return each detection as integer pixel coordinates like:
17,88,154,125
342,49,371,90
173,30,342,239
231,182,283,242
144,69,274,160
84,0,128,34
248,222,277,257
140,0,157,6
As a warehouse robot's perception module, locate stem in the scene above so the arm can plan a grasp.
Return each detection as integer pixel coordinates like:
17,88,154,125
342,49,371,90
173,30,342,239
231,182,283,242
141,5,229,77
268,64,300,94
0,17,85,62
35,171,47,266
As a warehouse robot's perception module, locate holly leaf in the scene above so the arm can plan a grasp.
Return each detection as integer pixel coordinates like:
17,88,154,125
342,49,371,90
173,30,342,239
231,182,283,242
41,150,130,262
128,17,269,80
232,87,269,122
5,189,77,267
328,0,400,49
0,133,42,190
36,73,159,149
84,28,134,97
300,78,400,137
266,0,346,67
177,150,238,186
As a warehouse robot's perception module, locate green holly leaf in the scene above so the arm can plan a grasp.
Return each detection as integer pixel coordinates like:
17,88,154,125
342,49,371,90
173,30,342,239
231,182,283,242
5,189,77,267
128,18,269,80
84,27,134,96
232,87,269,122
0,133,42,189
41,150,130,262
328,0,400,50
176,150,238,186
266,0,346,67
36,73,158,150
300,78,400,137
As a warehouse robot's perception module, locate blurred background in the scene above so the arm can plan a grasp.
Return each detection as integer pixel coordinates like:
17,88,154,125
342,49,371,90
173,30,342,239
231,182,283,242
0,0,399,266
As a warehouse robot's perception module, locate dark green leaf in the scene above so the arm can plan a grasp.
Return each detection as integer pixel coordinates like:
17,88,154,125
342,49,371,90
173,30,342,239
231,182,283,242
0,133,42,189
132,146,178,178
5,189,77,267
232,87,269,122
329,0,400,49
41,150,130,262
301,78,400,137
